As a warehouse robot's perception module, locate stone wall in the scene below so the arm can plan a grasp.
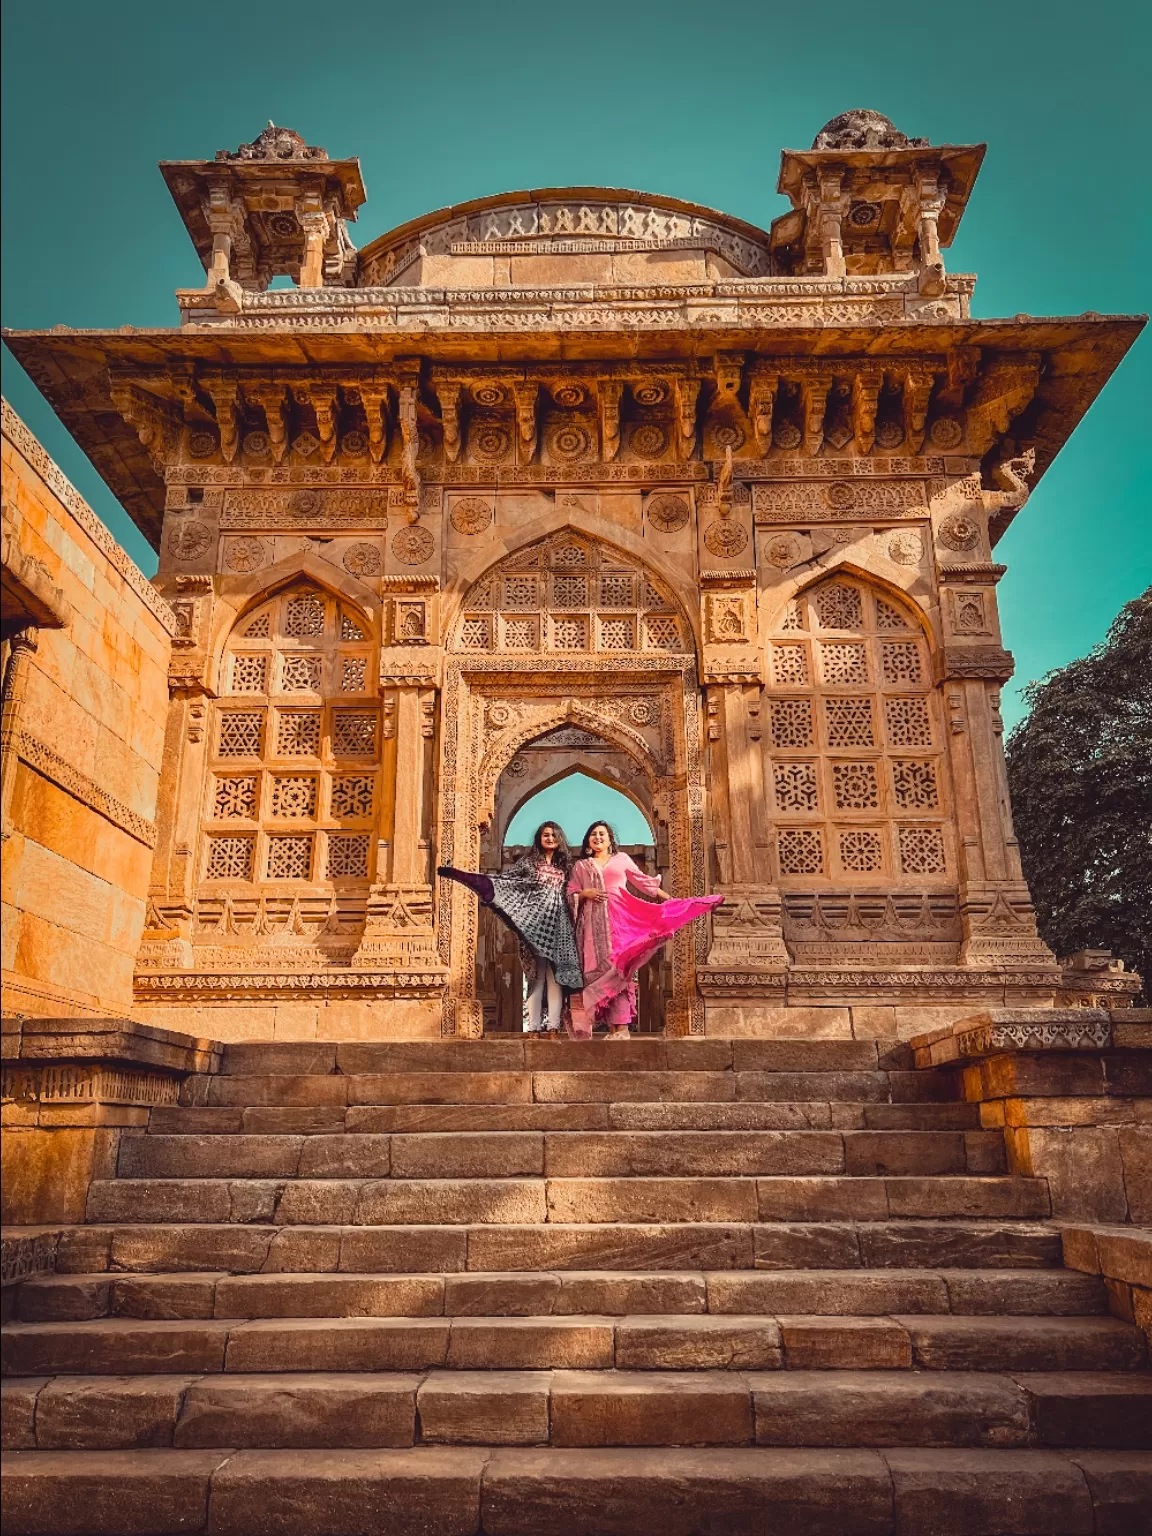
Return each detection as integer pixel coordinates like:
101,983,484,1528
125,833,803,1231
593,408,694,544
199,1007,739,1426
1,401,176,1018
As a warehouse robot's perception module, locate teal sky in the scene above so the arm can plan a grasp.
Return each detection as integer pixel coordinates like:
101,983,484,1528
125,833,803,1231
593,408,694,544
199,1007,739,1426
3,0,1148,738
506,772,654,848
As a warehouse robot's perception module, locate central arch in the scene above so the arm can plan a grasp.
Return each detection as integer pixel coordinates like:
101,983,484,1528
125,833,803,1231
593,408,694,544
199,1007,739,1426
436,528,708,1037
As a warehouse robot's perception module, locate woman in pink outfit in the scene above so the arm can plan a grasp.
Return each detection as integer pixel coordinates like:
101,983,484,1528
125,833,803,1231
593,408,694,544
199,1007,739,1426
567,821,723,1039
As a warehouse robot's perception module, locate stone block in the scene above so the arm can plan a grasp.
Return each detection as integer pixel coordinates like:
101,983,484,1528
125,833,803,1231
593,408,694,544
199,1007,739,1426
550,1369,753,1446
706,1270,947,1316
885,1176,1049,1220
465,1223,754,1274
1,1448,228,1536
106,1225,275,1275
843,1131,966,1176
1,1320,229,1376
533,1072,734,1103
446,1318,614,1369
942,1270,1106,1316
1063,1450,1152,1536
1018,1372,1152,1448
756,1177,888,1221
1,1380,45,1450
858,1221,1062,1271
614,1316,782,1370
479,1447,893,1535
546,1177,758,1225
554,1272,706,1316
443,1274,561,1316
752,1223,862,1270
207,1447,486,1536
212,1274,444,1319
174,1371,420,1449
901,1316,1147,1372
608,1102,834,1130
224,1318,450,1372
112,1276,221,1321
751,1371,1031,1447
33,1375,196,1450
337,1226,468,1274
223,1043,338,1075
736,1071,889,1102
15,1277,112,1322
356,1179,547,1225
1119,1128,1152,1221
1019,1128,1128,1222
345,1072,531,1105
779,1317,911,1369
417,1371,550,1445
296,1135,391,1179
390,1132,543,1179
262,1228,344,1273
883,1447,1095,1534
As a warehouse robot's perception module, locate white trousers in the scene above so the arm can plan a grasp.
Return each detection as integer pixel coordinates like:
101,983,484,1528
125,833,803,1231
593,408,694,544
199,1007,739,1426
525,963,563,1032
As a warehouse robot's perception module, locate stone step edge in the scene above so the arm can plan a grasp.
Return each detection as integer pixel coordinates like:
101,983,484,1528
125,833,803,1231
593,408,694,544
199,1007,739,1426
2,1445,1148,1536
11,1267,1108,1322
6,1369,1150,1453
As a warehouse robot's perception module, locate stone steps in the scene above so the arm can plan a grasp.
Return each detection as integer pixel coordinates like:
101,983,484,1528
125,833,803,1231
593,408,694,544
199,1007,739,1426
4,1314,1145,1376
187,1069,945,1106
12,1268,1108,1322
46,1219,1069,1274
84,1173,1050,1226
148,1099,984,1133
5,1370,1150,1451
119,1127,1007,1180
4,1445,1150,1535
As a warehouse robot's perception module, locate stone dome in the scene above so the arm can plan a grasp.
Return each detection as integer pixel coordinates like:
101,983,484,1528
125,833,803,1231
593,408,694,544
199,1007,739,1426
811,109,929,151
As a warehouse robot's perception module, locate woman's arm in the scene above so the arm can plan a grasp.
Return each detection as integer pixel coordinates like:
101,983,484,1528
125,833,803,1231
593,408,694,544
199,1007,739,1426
623,855,670,902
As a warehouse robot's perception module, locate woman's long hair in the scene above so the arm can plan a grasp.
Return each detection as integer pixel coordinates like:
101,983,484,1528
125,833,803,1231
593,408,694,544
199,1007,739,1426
531,821,572,873
580,820,619,858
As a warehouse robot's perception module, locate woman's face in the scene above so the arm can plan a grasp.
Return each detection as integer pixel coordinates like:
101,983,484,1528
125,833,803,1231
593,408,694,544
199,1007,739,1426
539,826,559,850
587,824,611,854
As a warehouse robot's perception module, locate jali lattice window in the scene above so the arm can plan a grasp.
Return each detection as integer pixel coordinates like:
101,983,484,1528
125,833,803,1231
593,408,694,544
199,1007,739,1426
202,585,378,888
766,579,950,883
453,533,690,655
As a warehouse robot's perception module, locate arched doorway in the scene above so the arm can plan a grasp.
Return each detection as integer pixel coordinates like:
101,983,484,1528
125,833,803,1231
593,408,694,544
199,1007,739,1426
436,529,707,1037
476,738,670,1034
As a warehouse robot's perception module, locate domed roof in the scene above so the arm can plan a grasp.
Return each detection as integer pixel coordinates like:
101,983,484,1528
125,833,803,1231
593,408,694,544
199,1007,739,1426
811,110,929,151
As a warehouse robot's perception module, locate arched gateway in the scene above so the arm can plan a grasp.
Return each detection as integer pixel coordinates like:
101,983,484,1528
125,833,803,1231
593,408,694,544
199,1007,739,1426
437,529,708,1036
9,111,1130,1040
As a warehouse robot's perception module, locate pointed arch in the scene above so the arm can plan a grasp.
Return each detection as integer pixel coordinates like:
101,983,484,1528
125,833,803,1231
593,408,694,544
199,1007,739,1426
207,550,383,689
449,525,698,660
763,558,940,656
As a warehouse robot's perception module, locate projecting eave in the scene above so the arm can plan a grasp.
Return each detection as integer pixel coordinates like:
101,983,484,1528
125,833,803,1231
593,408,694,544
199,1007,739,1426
3,311,1144,551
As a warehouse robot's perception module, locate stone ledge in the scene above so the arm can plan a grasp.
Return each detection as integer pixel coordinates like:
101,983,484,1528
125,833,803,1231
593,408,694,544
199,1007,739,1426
0,1226,63,1288
1060,1224,1152,1346
1,1016,221,1075
908,1009,1143,1068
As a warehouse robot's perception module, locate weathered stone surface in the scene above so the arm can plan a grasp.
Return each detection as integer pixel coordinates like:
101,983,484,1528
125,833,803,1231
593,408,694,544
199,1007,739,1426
0,1448,228,1536
174,1372,419,1448
1063,1450,1152,1535
614,1316,782,1370
882,1447,1095,1535
543,1131,844,1178
751,1371,1031,1447
1017,1372,1152,1448
357,1179,547,1225
480,1447,893,1534
33,1375,195,1450
390,1132,543,1179
417,1371,550,1445
706,1269,947,1316
779,1316,912,1370
465,1223,754,1273
443,1273,561,1316
546,1177,758,1225
2,1320,229,1376
212,1274,444,1319
207,1447,486,1536
446,1318,614,1369
901,1315,1147,1371
1,1380,46,1450
549,1370,753,1446
223,1317,450,1372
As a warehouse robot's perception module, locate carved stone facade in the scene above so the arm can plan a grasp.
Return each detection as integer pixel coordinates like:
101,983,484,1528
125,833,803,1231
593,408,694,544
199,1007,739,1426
4,114,1144,1039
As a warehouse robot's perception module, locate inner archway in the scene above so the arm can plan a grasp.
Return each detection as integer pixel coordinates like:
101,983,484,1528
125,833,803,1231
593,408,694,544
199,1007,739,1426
475,729,671,1035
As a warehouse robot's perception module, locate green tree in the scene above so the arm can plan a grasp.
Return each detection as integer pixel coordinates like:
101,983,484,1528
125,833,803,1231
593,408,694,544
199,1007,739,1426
1006,589,1152,998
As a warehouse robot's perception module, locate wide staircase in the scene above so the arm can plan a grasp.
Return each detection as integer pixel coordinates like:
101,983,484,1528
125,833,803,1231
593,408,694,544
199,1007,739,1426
3,1035,1150,1534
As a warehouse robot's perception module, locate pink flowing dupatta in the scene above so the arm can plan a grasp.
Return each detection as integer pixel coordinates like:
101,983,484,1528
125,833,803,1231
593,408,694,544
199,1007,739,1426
567,853,722,1034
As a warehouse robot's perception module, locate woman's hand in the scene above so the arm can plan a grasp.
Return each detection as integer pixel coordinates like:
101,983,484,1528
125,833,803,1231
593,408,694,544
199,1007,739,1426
577,888,606,903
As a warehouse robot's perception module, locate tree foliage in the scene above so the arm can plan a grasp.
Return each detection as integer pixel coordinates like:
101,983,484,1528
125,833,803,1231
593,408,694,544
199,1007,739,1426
1006,589,1152,997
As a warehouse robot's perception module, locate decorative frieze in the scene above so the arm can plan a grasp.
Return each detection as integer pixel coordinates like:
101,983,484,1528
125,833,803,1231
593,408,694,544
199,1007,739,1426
11,730,158,847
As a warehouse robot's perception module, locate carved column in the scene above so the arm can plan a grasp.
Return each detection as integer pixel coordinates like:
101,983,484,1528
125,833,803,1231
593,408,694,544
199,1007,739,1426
0,627,39,837
354,643,440,970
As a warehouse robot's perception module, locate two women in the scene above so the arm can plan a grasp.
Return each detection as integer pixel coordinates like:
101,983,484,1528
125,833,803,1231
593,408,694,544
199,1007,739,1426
440,818,721,1038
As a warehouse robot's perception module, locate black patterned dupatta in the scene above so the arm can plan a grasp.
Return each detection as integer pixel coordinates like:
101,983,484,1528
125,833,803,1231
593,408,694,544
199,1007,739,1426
437,859,584,991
